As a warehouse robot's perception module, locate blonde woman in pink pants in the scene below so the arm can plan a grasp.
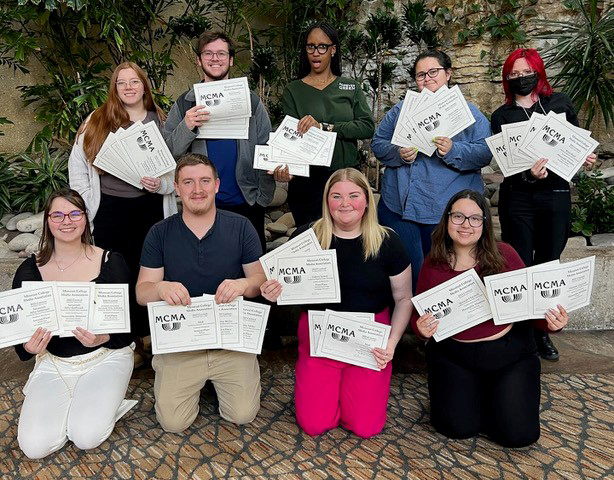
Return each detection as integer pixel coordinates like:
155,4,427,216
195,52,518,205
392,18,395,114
261,168,413,438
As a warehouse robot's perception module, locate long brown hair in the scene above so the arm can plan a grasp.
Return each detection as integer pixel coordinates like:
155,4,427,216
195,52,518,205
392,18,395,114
312,168,389,260
37,189,94,266
428,189,504,277
78,62,166,167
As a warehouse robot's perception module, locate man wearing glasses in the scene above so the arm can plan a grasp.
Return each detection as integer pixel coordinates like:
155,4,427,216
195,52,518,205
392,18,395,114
163,31,274,252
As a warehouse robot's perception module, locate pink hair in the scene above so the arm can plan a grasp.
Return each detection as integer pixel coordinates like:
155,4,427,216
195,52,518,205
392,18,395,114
501,48,553,105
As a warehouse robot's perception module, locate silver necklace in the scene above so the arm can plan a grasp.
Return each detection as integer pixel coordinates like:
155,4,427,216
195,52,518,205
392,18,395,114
515,97,546,120
53,250,83,272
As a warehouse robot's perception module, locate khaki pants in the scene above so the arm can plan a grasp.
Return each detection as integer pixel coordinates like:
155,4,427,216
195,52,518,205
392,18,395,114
152,349,261,432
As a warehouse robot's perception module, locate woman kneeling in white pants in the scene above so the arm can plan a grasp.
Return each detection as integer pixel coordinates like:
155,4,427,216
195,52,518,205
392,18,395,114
12,189,136,459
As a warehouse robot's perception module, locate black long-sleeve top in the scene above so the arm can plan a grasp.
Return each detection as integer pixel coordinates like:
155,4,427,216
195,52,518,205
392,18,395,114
12,251,135,361
490,92,579,191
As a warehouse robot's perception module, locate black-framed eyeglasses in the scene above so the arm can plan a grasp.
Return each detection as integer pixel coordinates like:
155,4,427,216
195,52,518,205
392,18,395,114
48,210,84,223
415,67,446,81
306,43,334,54
506,70,535,80
448,212,484,227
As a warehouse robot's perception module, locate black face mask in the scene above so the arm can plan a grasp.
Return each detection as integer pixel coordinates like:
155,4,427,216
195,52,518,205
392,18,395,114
508,74,538,96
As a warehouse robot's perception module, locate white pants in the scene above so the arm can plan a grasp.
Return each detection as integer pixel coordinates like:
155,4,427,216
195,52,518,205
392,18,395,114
18,345,134,459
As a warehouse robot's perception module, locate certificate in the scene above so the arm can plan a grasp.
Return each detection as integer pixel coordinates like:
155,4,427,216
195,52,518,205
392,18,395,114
411,269,492,341
228,300,271,355
519,111,599,182
528,256,595,315
268,116,328,163
215,298,242,348
308,309,374,357
500,121,534,169
193,77,252,119
276,250,341,305
253,145,310,177
53,282,96,337
485,133,527,177
259,227,321,280
0,284,60,349
307,131,337,167
148,297,222,354
316,310,390,370
95,132,143,188
91,284,131,334
118,121,177,178
408,85,475,150
484,260,559,325
196,115,250,140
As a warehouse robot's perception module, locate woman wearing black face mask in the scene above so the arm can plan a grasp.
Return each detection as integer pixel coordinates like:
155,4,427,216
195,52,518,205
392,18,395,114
491,48,596,362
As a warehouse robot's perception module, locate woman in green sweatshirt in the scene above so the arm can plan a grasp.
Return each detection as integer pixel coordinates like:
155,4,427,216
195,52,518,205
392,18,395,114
274,22,375,228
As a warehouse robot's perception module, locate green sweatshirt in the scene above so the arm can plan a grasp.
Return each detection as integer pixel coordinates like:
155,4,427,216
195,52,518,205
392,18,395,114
281,77,375,170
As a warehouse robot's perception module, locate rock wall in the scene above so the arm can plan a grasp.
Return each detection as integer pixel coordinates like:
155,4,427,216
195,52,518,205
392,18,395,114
355,0,612,156
0,0,611,155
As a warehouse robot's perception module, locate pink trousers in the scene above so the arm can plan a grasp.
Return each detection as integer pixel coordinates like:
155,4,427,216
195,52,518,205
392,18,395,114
295,308,392,438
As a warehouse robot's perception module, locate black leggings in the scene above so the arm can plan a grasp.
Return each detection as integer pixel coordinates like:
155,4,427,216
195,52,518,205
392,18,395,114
94,192,164,337
425,324,541,448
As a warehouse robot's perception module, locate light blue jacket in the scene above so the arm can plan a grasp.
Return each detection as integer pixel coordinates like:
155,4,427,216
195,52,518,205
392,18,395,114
371,100,492,224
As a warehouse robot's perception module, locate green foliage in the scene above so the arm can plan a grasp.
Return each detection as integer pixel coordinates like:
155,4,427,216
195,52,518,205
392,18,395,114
538,0,614,129
0,155,16,217
8,146,69,214
402,0,439,48
454,0,535,45
571,171,614,237
249,0,359,84
18,67,110,151
0,0,205,150
365,9,403,53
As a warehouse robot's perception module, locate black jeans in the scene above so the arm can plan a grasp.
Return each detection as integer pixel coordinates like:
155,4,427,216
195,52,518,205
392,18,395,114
498,185,571,267
425,324,541,448
287,167,334,229
94,192,164,337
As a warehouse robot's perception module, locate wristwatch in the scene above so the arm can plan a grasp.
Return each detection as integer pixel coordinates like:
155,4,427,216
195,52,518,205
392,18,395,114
321,122,334,132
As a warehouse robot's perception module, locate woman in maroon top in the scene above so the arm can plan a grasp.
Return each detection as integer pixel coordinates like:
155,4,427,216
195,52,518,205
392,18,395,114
411,189,568,447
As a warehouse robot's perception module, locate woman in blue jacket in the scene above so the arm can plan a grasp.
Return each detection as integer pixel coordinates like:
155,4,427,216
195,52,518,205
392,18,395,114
371,50,492,290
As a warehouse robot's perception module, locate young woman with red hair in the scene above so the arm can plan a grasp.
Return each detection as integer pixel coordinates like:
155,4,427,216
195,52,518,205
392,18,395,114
490,49,596,361
69,62,178,339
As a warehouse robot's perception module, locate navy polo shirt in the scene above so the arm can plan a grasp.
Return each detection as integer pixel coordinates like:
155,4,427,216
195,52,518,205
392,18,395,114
140,210,262,297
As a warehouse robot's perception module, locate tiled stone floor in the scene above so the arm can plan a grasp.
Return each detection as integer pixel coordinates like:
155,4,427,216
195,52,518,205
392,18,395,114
0,331,612,479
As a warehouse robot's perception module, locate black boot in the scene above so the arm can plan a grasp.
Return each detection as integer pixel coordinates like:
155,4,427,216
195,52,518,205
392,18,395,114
535,330,559,361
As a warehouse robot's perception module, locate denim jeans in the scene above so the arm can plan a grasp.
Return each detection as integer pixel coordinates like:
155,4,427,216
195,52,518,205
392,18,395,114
377,200,436,293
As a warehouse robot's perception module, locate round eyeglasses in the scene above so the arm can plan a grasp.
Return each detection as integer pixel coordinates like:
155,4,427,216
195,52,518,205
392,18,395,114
415,67,446,81
48,210,84,223
448,212,484,227
116,79,142,89
306,43,334,54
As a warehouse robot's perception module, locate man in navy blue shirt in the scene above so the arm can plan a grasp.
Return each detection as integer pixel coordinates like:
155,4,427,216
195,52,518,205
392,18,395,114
136,153,266,432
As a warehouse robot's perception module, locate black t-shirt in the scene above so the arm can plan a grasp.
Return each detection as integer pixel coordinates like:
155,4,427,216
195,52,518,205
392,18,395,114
140,210,262,297
490,92,579,191
12,251,134,361
294,224,410,313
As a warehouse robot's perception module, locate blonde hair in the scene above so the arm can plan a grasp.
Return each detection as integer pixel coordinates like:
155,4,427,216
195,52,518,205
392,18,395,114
312,168,389,260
